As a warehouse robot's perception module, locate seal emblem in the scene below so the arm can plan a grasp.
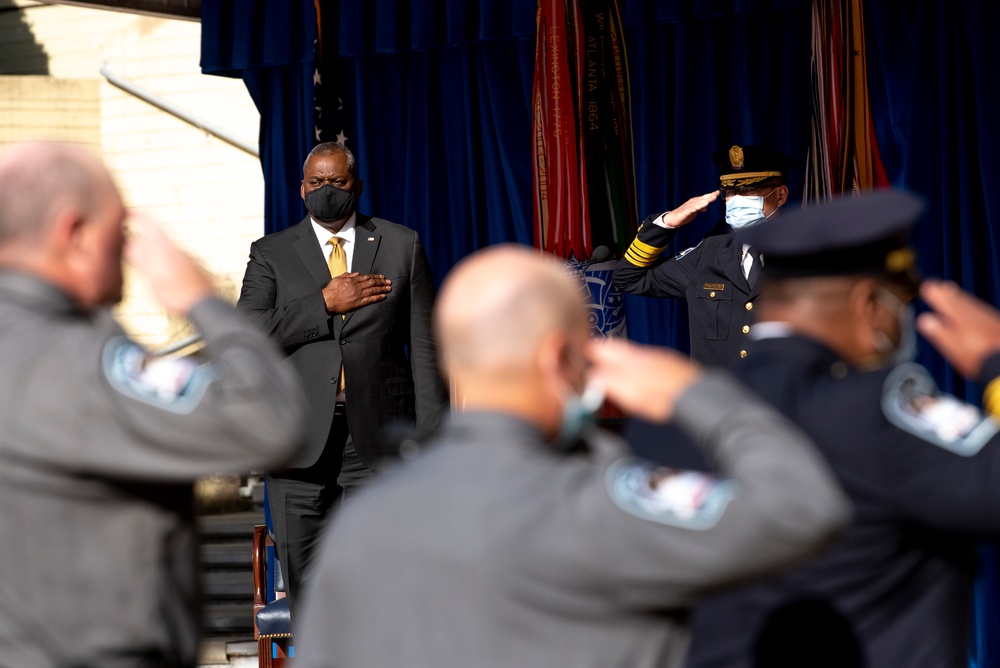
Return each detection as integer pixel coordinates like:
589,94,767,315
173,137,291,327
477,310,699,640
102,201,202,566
729,145,745,170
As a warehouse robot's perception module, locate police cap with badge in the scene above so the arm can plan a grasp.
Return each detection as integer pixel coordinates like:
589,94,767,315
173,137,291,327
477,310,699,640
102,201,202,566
713,144,798,191
740,188,923,289
742,190,1000,456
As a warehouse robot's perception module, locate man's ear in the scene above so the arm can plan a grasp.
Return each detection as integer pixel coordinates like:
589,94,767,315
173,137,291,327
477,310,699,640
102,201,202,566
300,182,306,201
848,277,879,323
536,330,570,391
775,184,789,208
354,178,364,200
537,330,563,374
49,206,86,258
848,277,891,358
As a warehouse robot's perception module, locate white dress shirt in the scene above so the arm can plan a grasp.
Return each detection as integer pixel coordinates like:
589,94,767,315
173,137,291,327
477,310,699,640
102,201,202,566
311,213,357,272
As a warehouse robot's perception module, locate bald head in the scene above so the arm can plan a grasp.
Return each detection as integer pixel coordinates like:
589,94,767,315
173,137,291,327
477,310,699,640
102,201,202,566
0,142,125,308
436,245,587,379
0,142,113,245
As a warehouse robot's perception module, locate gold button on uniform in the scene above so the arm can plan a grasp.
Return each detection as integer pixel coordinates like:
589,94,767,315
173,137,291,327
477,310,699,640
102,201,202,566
740,350,748,359
742,325,750,334
745,302,753,311
709,291,716,298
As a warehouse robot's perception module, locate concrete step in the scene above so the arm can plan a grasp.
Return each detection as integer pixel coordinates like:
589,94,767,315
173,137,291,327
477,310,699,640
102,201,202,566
202,601,254,636
200,542,253,569
198,510,265,540
202,570,255,600
198,510,263,641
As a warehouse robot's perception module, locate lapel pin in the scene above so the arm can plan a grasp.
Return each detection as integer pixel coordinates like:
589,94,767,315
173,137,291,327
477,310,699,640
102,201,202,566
367,237,375,241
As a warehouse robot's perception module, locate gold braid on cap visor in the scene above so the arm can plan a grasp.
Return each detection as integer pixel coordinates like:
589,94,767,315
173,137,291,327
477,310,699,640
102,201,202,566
719,171,783,187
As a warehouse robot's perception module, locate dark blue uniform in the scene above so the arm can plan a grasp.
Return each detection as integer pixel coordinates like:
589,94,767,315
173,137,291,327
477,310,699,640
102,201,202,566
684,333,1000,668
614,216,759,366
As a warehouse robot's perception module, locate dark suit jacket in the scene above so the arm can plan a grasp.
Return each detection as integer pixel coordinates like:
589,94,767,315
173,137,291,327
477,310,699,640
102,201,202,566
614,216,760,367
237,214,447,469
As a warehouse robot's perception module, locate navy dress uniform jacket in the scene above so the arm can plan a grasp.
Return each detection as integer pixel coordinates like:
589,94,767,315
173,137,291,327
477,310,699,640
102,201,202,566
685,334,1000,668
614,216,758,366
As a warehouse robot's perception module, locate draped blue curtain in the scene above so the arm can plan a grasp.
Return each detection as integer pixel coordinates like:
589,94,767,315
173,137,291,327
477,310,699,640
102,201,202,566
342,40,536,285
200,0,316,236
863,5,1000,665
865,0,1000,399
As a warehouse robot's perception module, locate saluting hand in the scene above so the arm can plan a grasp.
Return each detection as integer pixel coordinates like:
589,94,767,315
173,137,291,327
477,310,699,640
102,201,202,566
585,337,702,422
917,279,1000,379
659,190,720,229
322,273,392,314
125,211,216,315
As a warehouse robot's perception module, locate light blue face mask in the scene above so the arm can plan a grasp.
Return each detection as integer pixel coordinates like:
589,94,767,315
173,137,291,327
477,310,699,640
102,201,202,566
555,379,605,450
725,189,778,229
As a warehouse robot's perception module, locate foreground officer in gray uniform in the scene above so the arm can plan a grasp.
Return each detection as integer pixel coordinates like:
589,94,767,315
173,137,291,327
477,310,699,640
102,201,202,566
0,142,305,667
678,191,1000,668
294,245,849,668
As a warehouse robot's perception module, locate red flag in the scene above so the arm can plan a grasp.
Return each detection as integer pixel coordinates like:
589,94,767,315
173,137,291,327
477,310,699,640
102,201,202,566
806,0,889,200
533,0,591,261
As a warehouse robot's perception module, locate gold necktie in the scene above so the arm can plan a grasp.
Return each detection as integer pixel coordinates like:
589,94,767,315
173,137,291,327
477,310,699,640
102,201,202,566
327,236,347,278
327,237,347,392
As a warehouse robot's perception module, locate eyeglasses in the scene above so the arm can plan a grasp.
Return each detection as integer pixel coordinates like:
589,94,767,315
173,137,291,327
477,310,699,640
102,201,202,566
722,186,764,199
721,186,776,199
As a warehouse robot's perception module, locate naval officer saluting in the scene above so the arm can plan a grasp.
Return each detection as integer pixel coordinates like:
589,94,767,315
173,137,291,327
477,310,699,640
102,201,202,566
614,145,796,366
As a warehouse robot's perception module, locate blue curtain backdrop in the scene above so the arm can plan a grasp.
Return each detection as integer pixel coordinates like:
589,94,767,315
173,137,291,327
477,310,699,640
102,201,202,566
863,5,1000,666
200,1,317,241
201,2,1000,662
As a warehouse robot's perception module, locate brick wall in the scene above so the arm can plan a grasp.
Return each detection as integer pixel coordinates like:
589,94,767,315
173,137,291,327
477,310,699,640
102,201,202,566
0,2,266,348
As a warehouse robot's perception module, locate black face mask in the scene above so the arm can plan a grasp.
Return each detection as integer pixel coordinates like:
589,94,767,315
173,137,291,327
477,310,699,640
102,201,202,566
304,184,355,222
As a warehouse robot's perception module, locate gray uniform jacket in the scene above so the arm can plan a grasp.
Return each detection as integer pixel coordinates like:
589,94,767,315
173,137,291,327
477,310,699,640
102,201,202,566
294,372,850,668
0,272,306,668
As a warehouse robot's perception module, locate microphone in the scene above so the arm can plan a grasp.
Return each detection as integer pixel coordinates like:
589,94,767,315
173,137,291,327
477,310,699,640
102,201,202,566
578,245,610,270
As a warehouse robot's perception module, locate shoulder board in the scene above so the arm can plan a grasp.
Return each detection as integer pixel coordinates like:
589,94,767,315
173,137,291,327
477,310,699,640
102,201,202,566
605,458,735,530
103,337,214,414
881,363,1000,456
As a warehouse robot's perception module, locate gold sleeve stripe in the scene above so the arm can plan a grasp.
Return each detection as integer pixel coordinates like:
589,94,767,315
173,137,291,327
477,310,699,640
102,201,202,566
624,237,666,267
985,377,1000,419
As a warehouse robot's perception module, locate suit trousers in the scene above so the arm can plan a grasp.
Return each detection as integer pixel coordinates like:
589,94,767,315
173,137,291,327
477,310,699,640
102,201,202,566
266,410,374,613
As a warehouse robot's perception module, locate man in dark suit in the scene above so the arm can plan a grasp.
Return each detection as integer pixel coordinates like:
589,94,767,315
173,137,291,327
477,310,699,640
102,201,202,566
238,142,448,604
613,145,796,366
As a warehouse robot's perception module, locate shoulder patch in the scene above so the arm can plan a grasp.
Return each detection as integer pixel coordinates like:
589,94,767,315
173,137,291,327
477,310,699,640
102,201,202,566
103,337,214,414
881,363,1000,456
605,458,736,530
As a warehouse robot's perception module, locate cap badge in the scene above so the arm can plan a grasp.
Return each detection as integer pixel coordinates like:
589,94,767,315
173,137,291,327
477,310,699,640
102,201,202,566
729,145,745,170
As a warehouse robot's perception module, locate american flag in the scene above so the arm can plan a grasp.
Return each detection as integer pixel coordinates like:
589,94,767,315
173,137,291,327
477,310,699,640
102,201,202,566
313,0,351,147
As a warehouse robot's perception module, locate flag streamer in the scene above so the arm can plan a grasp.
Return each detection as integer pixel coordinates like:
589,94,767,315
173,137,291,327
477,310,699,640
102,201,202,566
806,0,889,201
532,0,637,262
